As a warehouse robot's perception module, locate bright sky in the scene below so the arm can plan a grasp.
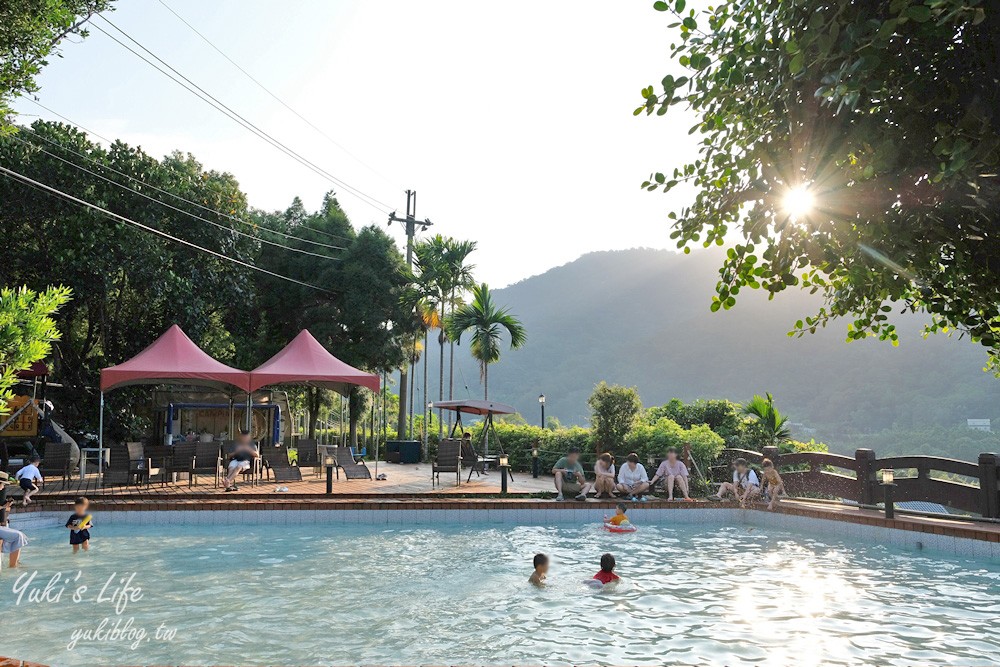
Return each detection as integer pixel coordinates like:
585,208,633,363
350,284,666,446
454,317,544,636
14,0,700,287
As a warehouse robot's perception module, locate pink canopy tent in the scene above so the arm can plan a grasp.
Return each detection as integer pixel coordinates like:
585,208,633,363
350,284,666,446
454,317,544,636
101,324,250,392
248,329,379,395
97,325,251,483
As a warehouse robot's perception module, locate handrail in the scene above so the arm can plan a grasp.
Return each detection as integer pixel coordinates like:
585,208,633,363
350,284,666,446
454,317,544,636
875,455,979,478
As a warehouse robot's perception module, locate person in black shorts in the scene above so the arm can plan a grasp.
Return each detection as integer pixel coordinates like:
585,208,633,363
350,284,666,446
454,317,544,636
66,496,93,553
223,429,259,492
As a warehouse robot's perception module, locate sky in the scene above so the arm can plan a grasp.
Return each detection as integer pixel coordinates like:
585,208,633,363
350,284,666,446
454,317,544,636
13,0,701,287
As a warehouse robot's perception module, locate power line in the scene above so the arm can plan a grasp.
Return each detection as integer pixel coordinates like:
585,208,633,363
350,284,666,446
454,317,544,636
19,98,356,247
0,165,335,293
91,15,395,217
153,0,399,191
8,134,341,262
13,126,347,255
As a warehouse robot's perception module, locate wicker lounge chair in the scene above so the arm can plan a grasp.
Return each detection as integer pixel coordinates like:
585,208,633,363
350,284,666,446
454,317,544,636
295,438,319,477
261,443,301,483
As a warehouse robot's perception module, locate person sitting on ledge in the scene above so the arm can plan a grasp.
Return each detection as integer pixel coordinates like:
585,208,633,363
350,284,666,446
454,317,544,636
616,453,650,501
761,458,786,510
648,447,691,501
712,458,760,506
593,453,617,498
223,429,259,492
552,446,592,501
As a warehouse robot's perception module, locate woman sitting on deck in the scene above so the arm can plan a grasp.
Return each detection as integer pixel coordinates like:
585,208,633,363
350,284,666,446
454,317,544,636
593,453,617,498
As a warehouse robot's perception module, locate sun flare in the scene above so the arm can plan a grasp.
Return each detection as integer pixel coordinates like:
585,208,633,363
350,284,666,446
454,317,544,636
782,185,816,221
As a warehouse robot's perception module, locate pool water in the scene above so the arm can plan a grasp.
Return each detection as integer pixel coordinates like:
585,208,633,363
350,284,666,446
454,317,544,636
1,521,998,666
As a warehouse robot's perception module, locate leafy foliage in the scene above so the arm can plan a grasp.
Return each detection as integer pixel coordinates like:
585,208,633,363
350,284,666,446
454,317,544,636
0,0,112,131
587,381,642,453
0,285,71,410
638,0,1000,365
742,392,792,447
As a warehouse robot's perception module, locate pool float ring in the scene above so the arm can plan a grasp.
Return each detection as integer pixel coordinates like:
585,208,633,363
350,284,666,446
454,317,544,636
602,521,637,533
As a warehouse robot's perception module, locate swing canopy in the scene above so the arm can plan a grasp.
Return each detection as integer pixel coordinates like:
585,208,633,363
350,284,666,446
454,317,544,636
430,399,517,416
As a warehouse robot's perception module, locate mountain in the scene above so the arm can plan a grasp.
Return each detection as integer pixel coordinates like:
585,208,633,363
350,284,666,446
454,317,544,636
424,248,1000,445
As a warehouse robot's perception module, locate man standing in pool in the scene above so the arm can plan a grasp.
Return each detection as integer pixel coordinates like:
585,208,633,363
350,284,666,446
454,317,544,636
552,446,592,501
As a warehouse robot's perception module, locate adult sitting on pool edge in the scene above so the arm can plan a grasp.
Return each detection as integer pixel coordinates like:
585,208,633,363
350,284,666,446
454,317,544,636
552,446,592,501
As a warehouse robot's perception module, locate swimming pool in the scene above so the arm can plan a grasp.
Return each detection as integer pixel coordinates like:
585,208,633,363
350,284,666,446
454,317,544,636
2,518,998,666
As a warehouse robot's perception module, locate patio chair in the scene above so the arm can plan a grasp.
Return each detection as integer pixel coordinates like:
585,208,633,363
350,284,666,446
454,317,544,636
190,441,222,488
333,446,371,480
103,444,143,486
295,438,319,477
223,440,263,488
126,442,151,486
458,438,487,482
144,444,173,486
261,443,301,483
37,441,72,488
432,440,462,488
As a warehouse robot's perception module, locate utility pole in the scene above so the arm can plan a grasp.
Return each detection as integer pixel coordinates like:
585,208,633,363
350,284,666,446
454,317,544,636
389,190,433,444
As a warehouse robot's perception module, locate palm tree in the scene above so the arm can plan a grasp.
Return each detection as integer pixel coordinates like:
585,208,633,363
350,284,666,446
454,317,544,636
442,239,477,410
742,392,791,447
447,283,526,399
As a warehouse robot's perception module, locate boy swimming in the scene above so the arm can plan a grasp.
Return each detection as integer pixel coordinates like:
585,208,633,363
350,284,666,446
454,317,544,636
529,553,549,587
593,553,620,585
606,503,630,526
66,496,93,553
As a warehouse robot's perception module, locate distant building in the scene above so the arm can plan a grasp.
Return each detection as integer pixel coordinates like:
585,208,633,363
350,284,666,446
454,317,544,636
967,418,992,432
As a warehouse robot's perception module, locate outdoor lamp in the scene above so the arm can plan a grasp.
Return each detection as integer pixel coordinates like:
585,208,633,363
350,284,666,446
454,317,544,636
499,455,510,495
880,468,896,520
325,455,335,494
538,394,545,405
532,445,539,479
538,394,546,430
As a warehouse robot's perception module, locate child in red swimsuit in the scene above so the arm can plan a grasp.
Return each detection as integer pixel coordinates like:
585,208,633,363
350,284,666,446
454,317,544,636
593,553,620,584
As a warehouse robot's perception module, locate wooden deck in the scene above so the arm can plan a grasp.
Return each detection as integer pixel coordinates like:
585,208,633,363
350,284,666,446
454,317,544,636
24,462,557,499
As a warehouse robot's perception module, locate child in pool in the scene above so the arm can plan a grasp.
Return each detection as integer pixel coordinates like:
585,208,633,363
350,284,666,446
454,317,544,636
593,553,620,585
606,503,631,527
761,459,786,510
66,496,93,553
529,553,549,587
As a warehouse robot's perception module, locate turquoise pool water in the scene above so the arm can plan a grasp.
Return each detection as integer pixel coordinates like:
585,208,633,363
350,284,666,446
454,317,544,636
1,521,997,666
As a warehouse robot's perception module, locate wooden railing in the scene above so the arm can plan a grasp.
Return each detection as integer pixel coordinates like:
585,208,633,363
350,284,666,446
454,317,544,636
710,448,1000,518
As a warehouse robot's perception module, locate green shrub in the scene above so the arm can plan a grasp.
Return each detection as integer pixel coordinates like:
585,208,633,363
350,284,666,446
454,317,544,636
624,417,725,470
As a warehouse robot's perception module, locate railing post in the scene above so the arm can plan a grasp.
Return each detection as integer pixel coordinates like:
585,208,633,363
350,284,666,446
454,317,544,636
855,449,877,505
978,453,999,518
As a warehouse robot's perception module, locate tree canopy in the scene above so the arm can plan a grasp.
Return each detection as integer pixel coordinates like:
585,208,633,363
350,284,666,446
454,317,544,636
638,0,1000,367
0,0,111,132
0,285,71,409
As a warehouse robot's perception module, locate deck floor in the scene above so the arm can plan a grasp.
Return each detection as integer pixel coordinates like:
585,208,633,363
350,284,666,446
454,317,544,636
25,462,557,498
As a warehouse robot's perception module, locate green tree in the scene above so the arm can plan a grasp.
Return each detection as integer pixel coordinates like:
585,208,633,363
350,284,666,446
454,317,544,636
0,122,256,431
637,0,1000,366
0,285,71,410
742,393,791,448
1,0,111,131
587,381,642,453
447,283,526,399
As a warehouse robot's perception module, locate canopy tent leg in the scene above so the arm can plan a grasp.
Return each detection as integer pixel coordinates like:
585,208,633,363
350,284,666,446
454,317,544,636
245,393,252,432
98,392,104,489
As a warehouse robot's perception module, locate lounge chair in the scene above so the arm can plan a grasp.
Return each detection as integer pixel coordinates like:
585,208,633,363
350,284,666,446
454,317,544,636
261,443,301,483
334,446,371,480
432,440,462,488
190,441,222,488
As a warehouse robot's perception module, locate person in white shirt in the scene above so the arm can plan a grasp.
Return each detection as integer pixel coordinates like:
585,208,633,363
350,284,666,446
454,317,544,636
15,456,43,506
616,453,649,499
712,458,760,506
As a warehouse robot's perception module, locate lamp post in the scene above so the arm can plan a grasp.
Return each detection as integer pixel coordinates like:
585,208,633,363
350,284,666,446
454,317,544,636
532,444,540,479
325,455,335,495
499,455,509,495
881,468,895,519
538,394,545,429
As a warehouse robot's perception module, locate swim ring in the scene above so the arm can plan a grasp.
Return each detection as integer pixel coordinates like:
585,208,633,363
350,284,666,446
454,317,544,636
602,521,637,533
